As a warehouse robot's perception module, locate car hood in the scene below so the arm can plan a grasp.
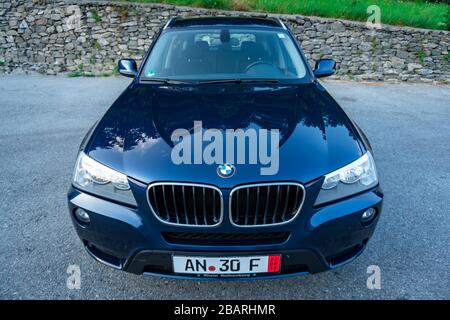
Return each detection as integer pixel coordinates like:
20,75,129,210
86,82,363,188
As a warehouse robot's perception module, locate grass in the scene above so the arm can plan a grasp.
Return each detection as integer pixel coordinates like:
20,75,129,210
67,71,86,77
416,50,426,63
68,70,115,77
123,0,449,30
67,64,119,78
92,40,101,50
90,9,102,22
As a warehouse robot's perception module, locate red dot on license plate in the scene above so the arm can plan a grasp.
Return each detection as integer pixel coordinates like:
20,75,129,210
208,265,216,271
268,255,281,273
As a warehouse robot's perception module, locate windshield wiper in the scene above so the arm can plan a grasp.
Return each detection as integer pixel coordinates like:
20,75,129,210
199,78,279,84
141,78,280,85
140,78,195,84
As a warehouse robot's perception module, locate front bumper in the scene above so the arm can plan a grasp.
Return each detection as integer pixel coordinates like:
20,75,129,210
67,179,383,280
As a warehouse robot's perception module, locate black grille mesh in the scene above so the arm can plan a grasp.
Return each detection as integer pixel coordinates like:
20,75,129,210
163,232,290,245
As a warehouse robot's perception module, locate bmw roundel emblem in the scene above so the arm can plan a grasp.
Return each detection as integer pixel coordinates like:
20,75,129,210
217,163,235,178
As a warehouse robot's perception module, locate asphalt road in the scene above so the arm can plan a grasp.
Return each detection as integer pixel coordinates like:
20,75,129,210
0,75,449,300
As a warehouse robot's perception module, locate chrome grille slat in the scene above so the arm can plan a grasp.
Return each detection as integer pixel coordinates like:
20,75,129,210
212,190,216,223
192,186,198,225
263,186,270,224
171,185,179,223
235,190,240,223
181,185,188,224
293,186,299,213
281,185,290,221
161,185,170,221
147,183,223,227
202,187,207,225
254,186,260,225
272,185,281,223
152,187,161,219
230,183,305,227
244,188,250,225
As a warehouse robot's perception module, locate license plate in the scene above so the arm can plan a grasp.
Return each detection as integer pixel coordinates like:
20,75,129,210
173,254,281,276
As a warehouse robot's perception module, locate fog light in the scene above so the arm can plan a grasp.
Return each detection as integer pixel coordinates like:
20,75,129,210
74,208,90,225
361,208,376,223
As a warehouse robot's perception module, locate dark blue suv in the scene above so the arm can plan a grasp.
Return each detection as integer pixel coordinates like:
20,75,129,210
67,17,383,279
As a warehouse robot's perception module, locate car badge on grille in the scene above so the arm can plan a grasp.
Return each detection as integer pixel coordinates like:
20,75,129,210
217,164,235,178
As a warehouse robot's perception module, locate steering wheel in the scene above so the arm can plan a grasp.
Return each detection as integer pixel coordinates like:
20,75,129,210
244,61,277,73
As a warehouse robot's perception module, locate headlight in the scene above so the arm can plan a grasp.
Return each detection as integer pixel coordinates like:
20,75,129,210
315,151,378,206
73,152,137,206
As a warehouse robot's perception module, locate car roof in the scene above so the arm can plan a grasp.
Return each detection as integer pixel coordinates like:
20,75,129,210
165,16,286,29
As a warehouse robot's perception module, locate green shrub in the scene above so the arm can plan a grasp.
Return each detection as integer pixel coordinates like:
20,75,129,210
90,9,101,23
416,50,426,63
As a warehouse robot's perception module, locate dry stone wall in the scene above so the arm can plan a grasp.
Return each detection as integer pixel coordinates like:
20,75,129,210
0,0,448,83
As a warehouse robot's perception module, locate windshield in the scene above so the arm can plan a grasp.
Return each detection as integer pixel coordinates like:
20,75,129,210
141,28,308,81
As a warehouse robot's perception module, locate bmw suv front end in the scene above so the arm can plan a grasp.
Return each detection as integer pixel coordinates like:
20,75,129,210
67,17,383,279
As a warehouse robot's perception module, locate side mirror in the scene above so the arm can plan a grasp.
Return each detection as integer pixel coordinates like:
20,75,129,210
118,59,137,78
314,59,336,78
